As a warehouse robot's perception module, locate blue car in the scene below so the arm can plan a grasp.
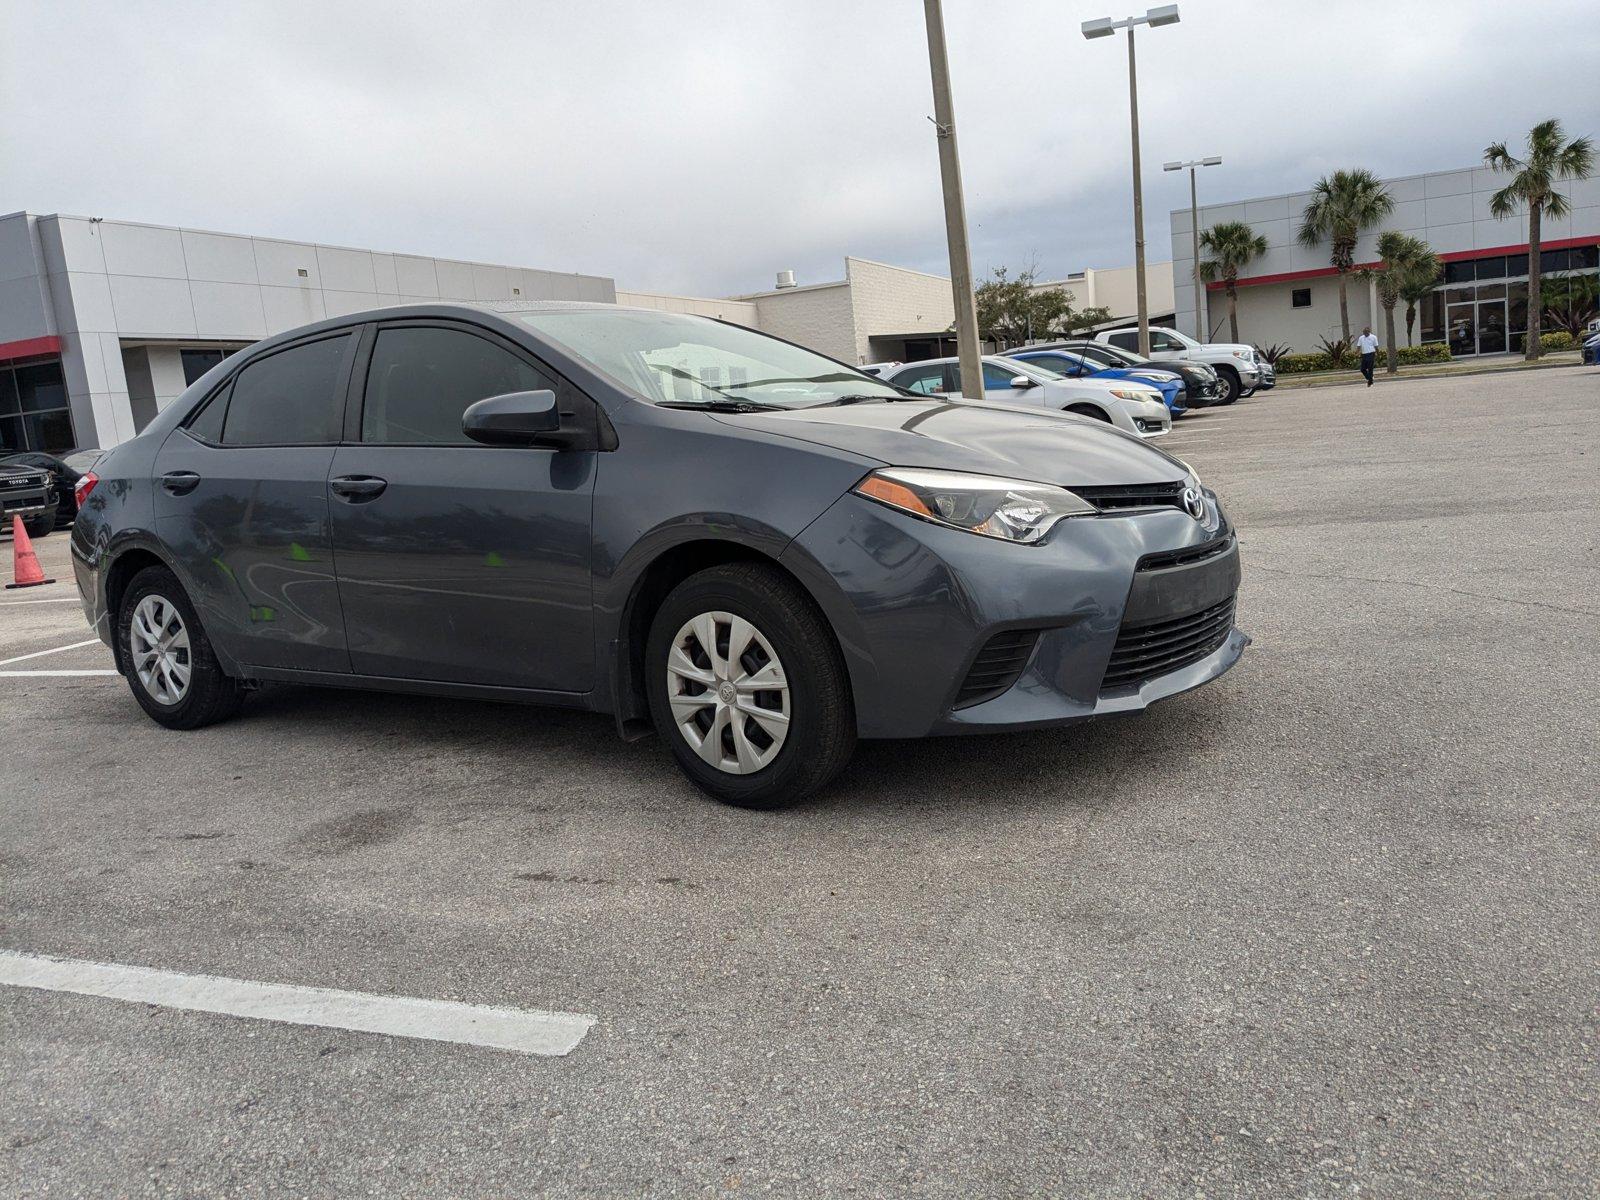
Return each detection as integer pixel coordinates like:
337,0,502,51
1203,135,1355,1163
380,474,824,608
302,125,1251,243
1005,348,1187,417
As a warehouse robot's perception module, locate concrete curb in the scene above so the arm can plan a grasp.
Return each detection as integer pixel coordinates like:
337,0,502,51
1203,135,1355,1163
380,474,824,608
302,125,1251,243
1272,356,1587,391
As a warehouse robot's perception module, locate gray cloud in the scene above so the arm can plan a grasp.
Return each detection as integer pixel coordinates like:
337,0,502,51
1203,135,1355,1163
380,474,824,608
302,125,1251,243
4,0,1596,297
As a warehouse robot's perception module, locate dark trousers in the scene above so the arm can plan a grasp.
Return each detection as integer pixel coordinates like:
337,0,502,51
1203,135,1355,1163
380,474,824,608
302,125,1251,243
1360,352,1376,384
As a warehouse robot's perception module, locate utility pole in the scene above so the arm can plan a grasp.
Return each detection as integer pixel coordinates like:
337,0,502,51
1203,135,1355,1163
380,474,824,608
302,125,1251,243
923,0,983,399
1083,6,1181,359
1127,25,1148,357
1164,156,1222,339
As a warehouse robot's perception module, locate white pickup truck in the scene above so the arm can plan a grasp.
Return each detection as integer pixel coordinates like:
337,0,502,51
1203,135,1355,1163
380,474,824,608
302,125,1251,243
1095,326,1273,404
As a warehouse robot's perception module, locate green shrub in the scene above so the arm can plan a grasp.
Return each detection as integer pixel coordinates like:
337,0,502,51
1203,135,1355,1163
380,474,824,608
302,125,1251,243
1540,331,1576,352
1276,352,1332,373
1395,342,1451,365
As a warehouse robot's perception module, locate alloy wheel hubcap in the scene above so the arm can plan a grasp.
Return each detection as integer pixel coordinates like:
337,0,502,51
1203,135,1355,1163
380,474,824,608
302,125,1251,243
131,594,191,705
666,610,790,775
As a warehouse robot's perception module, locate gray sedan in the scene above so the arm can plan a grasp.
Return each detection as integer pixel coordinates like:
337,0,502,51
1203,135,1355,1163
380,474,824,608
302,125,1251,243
71,302,1246,807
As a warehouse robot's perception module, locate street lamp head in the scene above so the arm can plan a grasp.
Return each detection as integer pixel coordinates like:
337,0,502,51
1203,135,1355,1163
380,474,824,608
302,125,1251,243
1201,156,1223,167
1146,4,1181,27
1162,162,1183,172
1081,16,1116,38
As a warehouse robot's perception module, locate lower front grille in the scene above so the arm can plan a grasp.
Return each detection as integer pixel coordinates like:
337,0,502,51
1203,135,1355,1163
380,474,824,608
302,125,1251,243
953,628,1040,709
1101,597,1236,692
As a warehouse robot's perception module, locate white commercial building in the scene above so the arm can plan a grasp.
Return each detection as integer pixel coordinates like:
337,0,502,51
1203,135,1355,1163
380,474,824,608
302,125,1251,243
0,211,614,454
1171,164,1600,354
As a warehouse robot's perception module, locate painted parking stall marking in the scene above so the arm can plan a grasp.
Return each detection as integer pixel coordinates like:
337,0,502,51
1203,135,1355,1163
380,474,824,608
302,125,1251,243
0,950,596,1058
0,638,103,666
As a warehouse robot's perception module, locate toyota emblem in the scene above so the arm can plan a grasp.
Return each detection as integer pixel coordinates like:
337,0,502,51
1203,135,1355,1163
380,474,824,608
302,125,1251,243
1181,486,1206,520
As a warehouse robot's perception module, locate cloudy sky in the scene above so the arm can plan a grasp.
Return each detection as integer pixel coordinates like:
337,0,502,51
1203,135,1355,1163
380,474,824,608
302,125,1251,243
4,1,1597,296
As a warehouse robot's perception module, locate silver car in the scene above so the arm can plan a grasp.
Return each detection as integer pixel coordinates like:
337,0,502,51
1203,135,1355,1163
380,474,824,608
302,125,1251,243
886,356,1172,438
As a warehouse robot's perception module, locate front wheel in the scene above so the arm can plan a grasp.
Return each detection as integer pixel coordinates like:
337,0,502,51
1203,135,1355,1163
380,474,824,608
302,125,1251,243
1214,369,1242,404
22,515,52,538
117,566,244,730
1065,403,1112,422
646,563,855,809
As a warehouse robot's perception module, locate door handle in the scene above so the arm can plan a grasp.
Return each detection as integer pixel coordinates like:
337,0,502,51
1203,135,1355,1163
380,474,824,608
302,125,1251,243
329,475,388,502
160,471,201,496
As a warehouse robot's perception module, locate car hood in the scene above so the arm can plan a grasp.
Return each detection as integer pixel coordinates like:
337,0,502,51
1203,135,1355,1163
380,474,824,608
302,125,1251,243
712,399,1187,486
1203,343,1254,358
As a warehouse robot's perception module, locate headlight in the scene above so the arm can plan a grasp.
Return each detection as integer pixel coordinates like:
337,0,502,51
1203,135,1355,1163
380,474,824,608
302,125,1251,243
854,467,1096,544
1108,387,1155,401
1231,350,1249,359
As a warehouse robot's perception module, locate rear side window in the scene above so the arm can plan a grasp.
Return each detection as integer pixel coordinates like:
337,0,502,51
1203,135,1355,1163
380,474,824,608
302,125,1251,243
891,363,947,395
362,326,551,444
220,335,352,446
1106,331,1138,351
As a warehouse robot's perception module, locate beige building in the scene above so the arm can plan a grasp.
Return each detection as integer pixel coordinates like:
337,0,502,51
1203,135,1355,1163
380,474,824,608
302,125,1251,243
1032,262,1176,330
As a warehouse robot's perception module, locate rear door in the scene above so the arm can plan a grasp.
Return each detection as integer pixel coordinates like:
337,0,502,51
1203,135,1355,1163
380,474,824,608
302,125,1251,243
326,319,598,691
888,362,951,396
153,331,356,673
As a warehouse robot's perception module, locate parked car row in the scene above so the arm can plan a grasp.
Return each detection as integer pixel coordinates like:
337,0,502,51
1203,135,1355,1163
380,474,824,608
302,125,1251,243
881,356,1172,437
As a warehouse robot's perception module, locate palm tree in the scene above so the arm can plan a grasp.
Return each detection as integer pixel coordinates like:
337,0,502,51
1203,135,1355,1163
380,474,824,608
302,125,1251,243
1484,119,1596,360
1366,232,1437,374
1198,221,1268,344
1297,169,1395,341
1398,253,1442,347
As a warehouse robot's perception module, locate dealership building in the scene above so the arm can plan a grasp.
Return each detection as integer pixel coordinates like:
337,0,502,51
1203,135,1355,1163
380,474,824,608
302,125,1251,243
0,211,616,455
1171,163,1600,355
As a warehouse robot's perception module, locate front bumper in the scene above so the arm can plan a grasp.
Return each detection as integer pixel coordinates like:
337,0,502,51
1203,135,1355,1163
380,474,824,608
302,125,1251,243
1255,361,1277,389
783,491,1247,739
1,490,56,521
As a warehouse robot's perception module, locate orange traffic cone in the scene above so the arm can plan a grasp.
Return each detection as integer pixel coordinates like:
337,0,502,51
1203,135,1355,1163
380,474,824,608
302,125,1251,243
6,515,55,589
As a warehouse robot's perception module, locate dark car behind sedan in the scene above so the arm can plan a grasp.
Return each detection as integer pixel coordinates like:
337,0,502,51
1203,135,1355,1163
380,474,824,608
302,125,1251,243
2,448,99,528
72,302,1247,808
1051,339,1225,408
1,462,58,536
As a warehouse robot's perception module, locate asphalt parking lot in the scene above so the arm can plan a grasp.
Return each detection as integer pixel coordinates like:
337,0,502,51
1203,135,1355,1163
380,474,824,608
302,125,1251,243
3,366,1597,1197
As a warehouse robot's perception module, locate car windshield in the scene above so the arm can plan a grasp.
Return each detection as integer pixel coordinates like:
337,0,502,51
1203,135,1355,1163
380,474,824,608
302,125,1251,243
516,309,906,409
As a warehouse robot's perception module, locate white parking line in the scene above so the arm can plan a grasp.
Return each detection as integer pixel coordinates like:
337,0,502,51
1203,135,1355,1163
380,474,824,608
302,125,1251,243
0,639,103,667
0,950,596,1057
0,669,119,677
0,597,82,605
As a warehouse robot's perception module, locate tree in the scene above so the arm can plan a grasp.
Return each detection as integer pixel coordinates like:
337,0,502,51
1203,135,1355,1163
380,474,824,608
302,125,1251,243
1540,272,1600,338
1198,221,1268,344
973,266,1110,347
1397,252,1442,347
1484,119,1595,360
1297,168,1395,342
1363,232,1437,374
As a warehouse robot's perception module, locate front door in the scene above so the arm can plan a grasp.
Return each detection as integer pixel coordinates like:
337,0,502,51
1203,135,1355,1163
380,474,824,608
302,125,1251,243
1475,299,1508,355
1447,303,1478,357
327,321,597,692
153,331,356,674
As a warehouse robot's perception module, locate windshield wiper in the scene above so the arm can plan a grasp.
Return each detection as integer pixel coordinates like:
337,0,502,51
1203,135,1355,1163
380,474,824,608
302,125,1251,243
656,400,787,413
808,394,924,407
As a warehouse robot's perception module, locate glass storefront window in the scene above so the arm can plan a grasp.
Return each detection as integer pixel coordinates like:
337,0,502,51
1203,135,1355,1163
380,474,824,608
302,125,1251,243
0,358,73,452
1475,256,1507,280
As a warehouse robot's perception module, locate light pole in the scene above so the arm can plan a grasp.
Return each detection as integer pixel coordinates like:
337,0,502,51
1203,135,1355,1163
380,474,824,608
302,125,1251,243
1164,156,1222,341
922,0,984,400
1083,5,1180,358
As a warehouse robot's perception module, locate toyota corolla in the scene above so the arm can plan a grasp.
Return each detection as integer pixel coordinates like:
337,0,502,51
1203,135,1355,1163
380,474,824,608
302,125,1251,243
72,303,1248,807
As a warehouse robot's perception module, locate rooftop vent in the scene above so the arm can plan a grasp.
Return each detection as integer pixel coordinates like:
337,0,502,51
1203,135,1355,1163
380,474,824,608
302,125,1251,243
775,269,797,289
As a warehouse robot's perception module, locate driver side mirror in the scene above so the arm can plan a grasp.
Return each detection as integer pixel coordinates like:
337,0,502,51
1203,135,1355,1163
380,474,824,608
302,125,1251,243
462,389,566,447
1010,375,1033,389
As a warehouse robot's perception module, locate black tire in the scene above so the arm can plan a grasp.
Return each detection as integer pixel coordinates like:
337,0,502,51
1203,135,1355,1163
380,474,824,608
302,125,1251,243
1066,403,1112,423
22,515,51,538
1239,386,1257,398
117,565,244,730
1214,368,1241,404
646,562,855,809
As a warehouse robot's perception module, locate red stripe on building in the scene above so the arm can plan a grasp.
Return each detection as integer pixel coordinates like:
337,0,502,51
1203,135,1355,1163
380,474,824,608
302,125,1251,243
0,335,63,363
1205,235,1600,291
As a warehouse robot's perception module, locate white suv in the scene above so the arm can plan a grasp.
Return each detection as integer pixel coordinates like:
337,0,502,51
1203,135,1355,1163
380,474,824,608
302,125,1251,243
884,356,1171,438
1096,326,1271,404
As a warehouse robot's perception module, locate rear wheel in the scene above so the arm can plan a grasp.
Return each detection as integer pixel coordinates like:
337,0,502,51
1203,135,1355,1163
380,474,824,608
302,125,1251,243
646,563,855,808
117,566,243,730
1066,403,1112,422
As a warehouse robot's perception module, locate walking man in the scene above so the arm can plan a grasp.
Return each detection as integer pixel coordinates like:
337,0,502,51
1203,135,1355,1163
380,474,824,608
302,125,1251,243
1356,326,1380,387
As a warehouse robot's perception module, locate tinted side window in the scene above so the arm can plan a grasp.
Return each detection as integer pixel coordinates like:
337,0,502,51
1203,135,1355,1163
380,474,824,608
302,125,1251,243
221,335,352,446
362,326,551,444
982,363,1022,388
186,388,227,442
890,364,948,395
1106,331,1137,350
1151,332,1183,351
